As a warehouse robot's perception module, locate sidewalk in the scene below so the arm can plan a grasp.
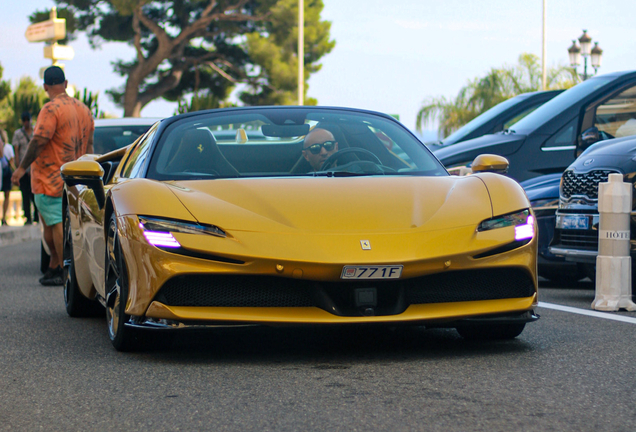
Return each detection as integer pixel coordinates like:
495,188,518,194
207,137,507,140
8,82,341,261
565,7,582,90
0,222,41,247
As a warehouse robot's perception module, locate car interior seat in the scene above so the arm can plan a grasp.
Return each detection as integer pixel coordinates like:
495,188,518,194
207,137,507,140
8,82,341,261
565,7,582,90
166,128,240,177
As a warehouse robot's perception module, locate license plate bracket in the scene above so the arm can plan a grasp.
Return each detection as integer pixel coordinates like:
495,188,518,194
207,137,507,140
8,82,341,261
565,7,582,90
562,214,589,230
341,265,403,279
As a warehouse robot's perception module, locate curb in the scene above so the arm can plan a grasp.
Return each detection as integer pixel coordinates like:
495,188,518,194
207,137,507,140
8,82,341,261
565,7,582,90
0,225,41,248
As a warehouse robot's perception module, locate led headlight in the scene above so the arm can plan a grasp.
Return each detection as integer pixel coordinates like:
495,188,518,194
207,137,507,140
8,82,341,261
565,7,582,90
477,209,534,241
139,216,226,248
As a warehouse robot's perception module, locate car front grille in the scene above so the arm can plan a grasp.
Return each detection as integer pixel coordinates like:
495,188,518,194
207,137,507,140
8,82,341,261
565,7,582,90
154,268,535,317
561,169,619,200
559,229,598,250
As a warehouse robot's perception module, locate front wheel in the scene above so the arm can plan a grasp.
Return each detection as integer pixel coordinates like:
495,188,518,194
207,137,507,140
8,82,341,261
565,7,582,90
456,323,526,340
105,214,138,351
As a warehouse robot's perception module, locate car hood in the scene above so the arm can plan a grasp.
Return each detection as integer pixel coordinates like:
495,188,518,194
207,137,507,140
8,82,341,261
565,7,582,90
433,133,526,165
520,173,562,201
165,176,493,234
580,135,636,158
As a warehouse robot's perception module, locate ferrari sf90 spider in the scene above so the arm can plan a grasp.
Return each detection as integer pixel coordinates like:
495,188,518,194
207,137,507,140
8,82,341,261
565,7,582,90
61,106,538,350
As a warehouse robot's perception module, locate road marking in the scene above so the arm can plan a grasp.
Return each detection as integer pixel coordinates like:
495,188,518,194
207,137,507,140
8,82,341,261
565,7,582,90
538,301,636,324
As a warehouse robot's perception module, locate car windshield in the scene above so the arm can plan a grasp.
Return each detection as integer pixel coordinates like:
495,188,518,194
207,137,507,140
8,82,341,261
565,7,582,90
93,124,155,154
509,77,613,134
146,108,448,180
441,96,524,145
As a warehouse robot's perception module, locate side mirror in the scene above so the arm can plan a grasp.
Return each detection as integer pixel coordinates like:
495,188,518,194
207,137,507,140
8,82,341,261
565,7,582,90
581,127,601,149
61,160,106,209
471,154,509,174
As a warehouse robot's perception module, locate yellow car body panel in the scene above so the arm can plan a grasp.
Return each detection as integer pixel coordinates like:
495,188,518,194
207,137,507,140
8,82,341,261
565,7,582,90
67,171,538,323
95,174,538,317
476,172,533,217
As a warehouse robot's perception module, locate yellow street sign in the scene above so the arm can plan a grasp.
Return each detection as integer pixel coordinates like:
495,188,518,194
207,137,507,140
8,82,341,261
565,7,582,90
44,43,75,61
25,19,66,43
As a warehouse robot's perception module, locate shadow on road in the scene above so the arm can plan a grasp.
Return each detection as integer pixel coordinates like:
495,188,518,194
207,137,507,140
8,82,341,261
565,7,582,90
126,323,536,364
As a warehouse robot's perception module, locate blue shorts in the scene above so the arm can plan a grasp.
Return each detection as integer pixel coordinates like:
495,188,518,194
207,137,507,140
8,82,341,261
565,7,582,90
34,194,63,226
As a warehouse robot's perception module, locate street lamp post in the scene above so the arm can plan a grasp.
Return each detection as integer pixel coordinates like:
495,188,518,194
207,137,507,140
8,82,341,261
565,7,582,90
591,42,603,75
567,30,602,81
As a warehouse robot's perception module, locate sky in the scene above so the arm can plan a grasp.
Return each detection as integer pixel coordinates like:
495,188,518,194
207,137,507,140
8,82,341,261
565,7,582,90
1,0,635,139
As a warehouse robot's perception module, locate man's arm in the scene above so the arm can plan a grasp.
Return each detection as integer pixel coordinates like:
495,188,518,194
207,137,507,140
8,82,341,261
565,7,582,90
19,135,48,169
11,135,49,185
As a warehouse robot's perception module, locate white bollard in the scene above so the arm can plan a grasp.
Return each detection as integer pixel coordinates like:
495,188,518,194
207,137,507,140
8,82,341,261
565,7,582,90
592,173,636,311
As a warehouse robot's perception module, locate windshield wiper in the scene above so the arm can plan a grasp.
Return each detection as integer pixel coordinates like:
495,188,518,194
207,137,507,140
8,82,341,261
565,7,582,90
311,171,380,177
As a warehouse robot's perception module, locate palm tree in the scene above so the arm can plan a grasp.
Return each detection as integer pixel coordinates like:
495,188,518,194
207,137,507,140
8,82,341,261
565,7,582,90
417,53,578,137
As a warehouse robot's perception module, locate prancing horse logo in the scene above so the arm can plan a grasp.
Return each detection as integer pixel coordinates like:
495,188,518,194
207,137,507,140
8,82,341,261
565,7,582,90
360,240,371,250
197,144,204,153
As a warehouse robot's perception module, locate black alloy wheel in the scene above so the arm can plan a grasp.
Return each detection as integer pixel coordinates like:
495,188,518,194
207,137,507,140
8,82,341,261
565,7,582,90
63,204,101,317
105,213,137,351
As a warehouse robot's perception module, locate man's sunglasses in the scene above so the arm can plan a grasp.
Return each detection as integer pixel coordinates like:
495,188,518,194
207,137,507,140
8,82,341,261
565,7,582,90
303,141,336,154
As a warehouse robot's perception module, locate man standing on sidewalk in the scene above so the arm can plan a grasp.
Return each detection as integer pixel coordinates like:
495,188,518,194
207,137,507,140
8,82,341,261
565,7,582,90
12,66,94,286
12,112,37,225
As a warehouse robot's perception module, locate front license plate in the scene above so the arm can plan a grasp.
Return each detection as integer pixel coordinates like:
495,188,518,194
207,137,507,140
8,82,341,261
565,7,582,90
561,215,589,230
341,265,403,279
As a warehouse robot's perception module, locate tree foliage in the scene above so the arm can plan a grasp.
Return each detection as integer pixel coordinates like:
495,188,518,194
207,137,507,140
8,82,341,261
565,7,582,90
74,88,103,118
174,89,236,114
0,75,47,139
416,54,578,137
241,0,335,106
30,0,334,117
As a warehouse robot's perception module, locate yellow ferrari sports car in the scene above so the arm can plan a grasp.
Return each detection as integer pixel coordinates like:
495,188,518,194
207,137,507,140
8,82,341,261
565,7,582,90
61,106,538,351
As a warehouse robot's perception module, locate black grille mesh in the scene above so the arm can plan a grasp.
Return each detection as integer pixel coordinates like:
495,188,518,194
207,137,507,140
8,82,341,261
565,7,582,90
156,276,315,307
155,268,535,313
561,169,618,200
560,229,598,250
404,268,534,304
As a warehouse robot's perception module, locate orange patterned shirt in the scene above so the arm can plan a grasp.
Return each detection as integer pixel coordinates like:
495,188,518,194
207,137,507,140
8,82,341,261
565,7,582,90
32,94,94,197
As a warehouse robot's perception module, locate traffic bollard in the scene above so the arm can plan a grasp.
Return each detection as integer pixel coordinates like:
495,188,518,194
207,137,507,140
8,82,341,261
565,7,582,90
592,173,636,311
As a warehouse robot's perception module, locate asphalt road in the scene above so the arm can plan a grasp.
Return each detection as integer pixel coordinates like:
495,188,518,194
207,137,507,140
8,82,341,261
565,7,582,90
2,240,636,431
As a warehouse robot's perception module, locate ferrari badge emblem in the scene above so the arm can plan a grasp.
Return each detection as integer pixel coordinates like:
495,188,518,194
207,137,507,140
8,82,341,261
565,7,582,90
360,240,371,250
197,144,204,153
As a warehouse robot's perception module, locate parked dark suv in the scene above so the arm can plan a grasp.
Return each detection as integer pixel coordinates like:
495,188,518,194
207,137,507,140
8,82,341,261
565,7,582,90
427,90,562,147
433,71,636,182
550,134,636,285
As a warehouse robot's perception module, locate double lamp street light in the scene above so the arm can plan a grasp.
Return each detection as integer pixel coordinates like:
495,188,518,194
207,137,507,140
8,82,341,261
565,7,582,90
568,30,603,81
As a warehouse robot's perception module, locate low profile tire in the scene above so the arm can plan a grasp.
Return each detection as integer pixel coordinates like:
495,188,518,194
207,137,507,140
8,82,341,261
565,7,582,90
540,267,586,286
63,205,101,317
456,323,526,340
105,213,138,351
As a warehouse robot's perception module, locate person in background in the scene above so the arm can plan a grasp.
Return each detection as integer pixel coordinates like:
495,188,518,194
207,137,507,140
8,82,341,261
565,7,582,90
1,129,16,225
12,112,38,225
11,66,94,286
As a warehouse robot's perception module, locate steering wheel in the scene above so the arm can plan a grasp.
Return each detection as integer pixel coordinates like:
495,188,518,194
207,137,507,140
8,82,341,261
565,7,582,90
320,147,383,171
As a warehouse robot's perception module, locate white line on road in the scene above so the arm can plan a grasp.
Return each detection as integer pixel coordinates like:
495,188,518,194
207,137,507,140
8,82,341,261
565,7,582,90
538,301,636,324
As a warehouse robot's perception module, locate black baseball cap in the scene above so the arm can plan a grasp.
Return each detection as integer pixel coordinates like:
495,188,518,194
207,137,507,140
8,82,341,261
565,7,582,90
43,66,66,85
